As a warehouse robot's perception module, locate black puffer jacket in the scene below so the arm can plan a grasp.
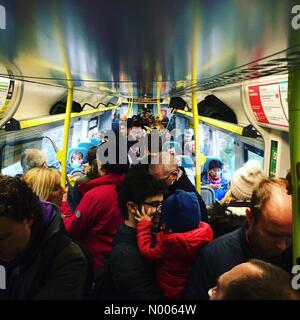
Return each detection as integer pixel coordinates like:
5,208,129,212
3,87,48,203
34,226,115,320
0,201,88,300
99,224,165,300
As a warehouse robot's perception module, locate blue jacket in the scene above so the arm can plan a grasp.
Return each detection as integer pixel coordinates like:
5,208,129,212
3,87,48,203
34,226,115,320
201,174,228,201
184,225,293,300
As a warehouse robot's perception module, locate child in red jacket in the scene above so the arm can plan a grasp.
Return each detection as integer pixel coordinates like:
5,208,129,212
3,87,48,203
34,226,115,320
136,189,213,299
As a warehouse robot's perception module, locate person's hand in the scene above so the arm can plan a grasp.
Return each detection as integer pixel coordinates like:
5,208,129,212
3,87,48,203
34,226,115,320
62,189,68,202
134,205,152,222
210,184,221,190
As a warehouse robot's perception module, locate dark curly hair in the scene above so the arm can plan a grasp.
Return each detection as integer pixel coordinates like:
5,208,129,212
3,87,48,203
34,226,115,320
118,171,167,220
0,175,42,222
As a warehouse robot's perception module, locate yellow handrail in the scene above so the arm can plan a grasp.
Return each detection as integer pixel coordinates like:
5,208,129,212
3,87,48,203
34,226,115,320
19,106,118,129
176,110,244,136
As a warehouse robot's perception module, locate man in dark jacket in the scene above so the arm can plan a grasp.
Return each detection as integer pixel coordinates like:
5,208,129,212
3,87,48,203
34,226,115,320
98,171,166,300
0,175,88,300
149,152,208,222
184,178,293,300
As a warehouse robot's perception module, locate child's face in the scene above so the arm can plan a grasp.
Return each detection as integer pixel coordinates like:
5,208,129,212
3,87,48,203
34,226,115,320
73,154,83,166
209,167,221,179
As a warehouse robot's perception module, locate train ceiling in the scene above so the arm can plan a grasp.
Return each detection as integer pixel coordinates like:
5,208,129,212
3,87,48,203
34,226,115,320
0,0,300,98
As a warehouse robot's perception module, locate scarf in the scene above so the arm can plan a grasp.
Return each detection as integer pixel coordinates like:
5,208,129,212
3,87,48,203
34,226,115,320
208,172,221,184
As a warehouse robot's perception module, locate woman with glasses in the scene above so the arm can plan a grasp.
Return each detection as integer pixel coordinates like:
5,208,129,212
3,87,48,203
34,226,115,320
201,159,228,201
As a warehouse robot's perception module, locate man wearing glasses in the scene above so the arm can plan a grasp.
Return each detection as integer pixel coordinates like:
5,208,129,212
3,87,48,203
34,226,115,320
98,171,166,299
149,152,208,222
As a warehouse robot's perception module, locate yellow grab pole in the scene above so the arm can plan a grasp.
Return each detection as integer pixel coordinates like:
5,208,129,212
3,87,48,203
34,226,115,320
52,7,73,188
157,81,162,119
61,81,73,188
192,88,201,193
192,5,201,193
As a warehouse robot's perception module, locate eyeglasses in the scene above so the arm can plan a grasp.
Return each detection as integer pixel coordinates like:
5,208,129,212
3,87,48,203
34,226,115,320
142,201,163,208
160,170,177,182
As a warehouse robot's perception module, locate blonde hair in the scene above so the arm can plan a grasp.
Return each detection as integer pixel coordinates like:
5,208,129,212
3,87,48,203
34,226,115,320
220,189,238,205
23,167,62,202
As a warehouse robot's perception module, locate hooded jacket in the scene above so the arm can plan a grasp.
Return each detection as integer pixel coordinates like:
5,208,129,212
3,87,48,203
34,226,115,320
0,201,87,300
137,220,213,299
63,173,125,271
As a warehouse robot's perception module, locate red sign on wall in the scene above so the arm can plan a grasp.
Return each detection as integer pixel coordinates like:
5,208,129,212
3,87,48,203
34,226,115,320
248,82,288,128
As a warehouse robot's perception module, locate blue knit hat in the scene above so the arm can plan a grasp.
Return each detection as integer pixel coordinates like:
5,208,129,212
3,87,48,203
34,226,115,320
161,189,200,233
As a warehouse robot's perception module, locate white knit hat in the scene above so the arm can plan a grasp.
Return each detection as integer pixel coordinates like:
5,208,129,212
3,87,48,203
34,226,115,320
230,160,265,200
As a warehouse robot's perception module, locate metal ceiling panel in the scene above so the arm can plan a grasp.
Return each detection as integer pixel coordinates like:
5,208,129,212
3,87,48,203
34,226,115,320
0,0,299,97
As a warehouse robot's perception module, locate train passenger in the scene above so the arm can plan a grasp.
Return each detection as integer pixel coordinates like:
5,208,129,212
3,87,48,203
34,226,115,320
185,179,293,300
127,116,145,163
66,146,100,211
201,159,228,201
127,115,144,142
129,131,162,173
76,146,99,185
136,189,213,299
20,148,48,173
23,167,65,206
95,171,166,299
62,140,129,271
209,259,299,300
209,160,265,238
119,121,128,137
0,175,87,300
161,110,169,128
149,152,208,222
162,129,173,145
178,130,193,153
67,151,84,174
162,141,181,156
184,140,196,163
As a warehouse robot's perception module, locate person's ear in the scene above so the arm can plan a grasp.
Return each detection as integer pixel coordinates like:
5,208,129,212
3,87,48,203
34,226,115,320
172,170,179,180
23,217,34,228
127,202,138,215
246,208,253,226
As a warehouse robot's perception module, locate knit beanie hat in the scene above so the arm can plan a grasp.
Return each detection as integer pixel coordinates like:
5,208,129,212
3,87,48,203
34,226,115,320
161,189,200,233
230,160,265,201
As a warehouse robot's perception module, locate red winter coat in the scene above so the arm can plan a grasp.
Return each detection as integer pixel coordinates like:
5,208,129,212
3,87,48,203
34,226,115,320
63,173,125,271
137,220,213,299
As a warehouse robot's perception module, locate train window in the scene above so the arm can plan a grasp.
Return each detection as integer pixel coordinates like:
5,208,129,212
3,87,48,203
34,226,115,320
200,123,264,181
41,138,61,170
43,126,64,150
2,161,23,176
1,138,43,176
244,143,264,167
201,124,235,181
71,120,89,147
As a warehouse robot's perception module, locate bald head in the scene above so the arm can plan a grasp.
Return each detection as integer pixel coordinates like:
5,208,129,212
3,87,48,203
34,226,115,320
149,152,179,185
251,178,292,222
211,259,299,300
246,179,292,262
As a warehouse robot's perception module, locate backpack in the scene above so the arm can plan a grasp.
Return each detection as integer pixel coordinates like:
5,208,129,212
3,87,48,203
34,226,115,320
169,97,188,111
49,101,82,115
198,95,237,124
